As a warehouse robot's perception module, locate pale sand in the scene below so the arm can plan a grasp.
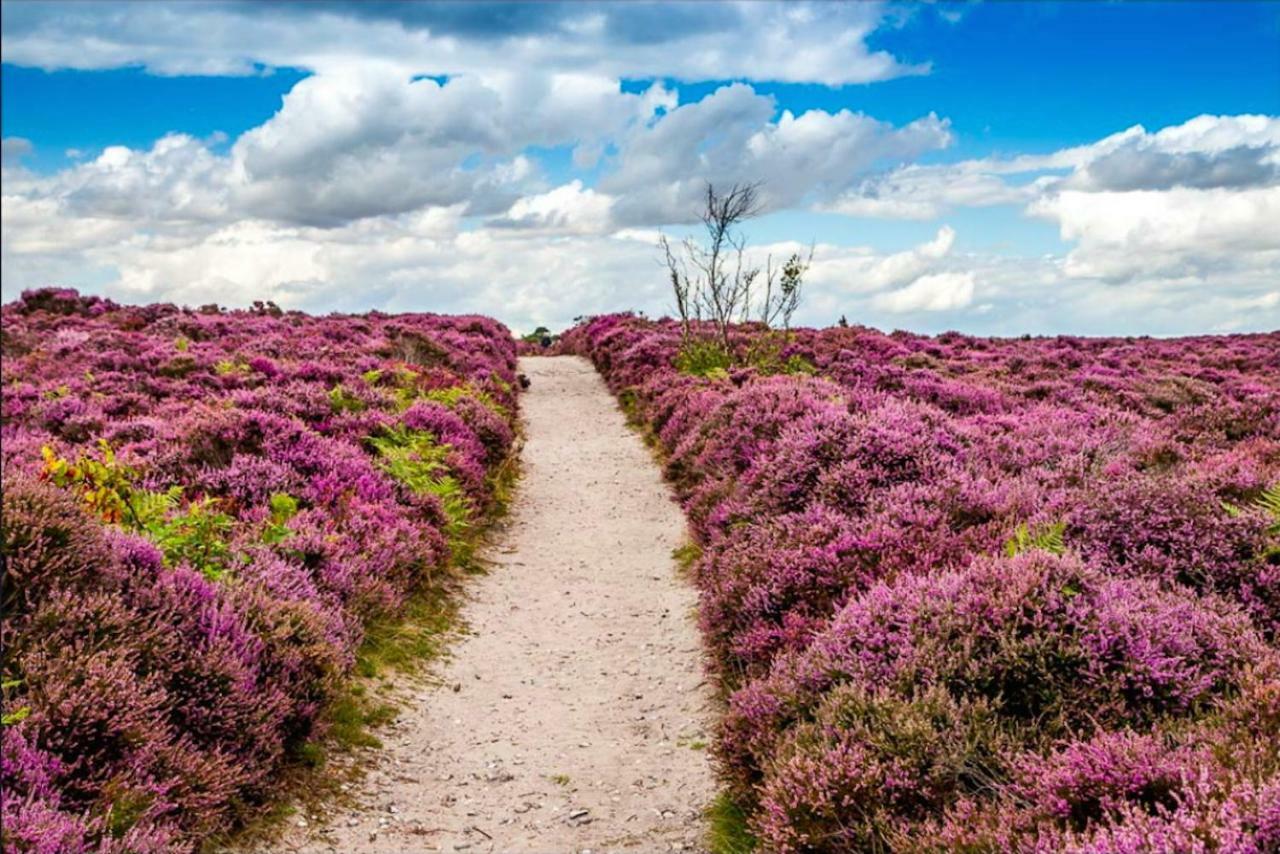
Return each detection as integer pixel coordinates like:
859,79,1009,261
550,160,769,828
268,356,714,853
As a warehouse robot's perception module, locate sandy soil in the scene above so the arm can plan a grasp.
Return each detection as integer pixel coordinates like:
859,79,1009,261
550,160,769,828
266,356,714,853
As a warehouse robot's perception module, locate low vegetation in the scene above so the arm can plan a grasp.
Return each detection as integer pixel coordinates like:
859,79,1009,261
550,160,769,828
562,313,1280,852
0,288,520,852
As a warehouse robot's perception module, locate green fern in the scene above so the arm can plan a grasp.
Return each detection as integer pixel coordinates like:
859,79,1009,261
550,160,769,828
130,486,184,527
1003,520,1066,558
1254,484,1280,536
368,427,471,543
1,706,30,726
2,679,29,726
1257,484,1280,521
328,384,366,413
422,383,506,417
675,339,733,378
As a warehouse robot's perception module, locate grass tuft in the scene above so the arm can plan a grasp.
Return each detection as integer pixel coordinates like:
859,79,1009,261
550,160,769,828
707,791,756,854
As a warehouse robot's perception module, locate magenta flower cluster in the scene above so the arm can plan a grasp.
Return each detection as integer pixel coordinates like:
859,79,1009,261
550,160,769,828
562,314,1280,852
1,289,518,851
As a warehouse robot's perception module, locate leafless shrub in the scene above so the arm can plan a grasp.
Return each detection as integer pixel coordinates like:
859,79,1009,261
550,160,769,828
661,182,812,348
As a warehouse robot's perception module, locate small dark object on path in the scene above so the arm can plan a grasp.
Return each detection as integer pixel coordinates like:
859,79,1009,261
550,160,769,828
518,373,531,389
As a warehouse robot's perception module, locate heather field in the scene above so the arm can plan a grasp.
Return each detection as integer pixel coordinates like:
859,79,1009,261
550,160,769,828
560,314,1280,852
3,286,1280,853
4,2,1279,852
1,288,519,851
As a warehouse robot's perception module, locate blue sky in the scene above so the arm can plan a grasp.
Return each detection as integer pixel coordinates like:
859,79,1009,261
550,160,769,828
2,1,1278,334
7,3,1276,171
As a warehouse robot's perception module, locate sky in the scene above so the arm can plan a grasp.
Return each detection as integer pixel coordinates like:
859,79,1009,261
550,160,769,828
2,1,1278,335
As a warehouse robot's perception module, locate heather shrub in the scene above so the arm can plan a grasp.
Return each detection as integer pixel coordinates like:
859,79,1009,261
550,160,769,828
696,506,873,679
722,552,1261,782
560,313,1280,852
754,685,1006,852
919,683,1280,852
0,476,113,626
723,553,1267,850
0,290,519,850
1069,473,1279,635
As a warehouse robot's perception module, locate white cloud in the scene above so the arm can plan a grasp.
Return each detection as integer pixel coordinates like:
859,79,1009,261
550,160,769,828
601,83,953,224
491,181,616,235
4,191,1279,336
2,1,1278,341
0,1,924,85
0,73,947,232
871,271,975,313
1030,186,1280,281
820,114,1280,304
804,225,956,294
834,114,1280,219
827,165,1042,219
1062,114,1280,192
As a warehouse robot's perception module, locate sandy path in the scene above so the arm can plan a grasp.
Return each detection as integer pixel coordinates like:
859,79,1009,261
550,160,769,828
271,356,714,853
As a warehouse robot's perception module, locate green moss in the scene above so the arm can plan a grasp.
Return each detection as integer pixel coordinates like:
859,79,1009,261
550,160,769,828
355,585,458,680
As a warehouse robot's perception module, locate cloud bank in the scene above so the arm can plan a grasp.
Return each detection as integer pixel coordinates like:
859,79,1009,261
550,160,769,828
1,1,1277,334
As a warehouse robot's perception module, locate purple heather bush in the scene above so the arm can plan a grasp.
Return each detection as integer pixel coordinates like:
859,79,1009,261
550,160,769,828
561,313,1280,852
1,289,518,851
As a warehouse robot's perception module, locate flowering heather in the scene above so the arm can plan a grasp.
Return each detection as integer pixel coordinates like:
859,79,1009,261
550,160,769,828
1,289,518,851
562,313,1280,852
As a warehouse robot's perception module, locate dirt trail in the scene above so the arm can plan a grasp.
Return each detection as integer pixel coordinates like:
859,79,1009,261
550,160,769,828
271,356,714,853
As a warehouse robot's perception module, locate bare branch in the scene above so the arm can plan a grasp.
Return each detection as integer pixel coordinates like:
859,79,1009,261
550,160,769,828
659,180,812,351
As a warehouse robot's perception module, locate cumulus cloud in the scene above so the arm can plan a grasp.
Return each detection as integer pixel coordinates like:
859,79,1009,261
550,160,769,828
601,83,953,224
0,1,925,85
826,165,1043,219
872,271,976,313
1029,186,1280,281
834,114,1280,218
2,0,1277,338
804,225,958,296
4,190,1278,336
1,72,944,231
1062,114,1280,191
821,114,1280,302
2,68,679,230
489,181,616,235
227,68,678,226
